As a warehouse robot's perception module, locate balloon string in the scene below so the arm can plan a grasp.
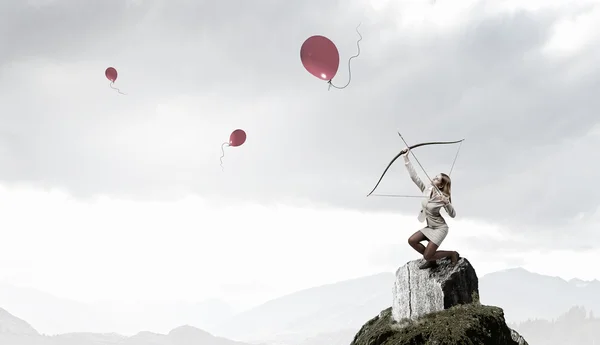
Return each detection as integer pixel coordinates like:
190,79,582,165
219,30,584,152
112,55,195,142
328,22,363,90
220,142,229,171
109,82,127,95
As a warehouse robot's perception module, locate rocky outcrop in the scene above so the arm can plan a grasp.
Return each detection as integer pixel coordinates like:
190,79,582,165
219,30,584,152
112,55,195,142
510,328,528,345
350,305,528,345
393,257,478,322
351,257,529,345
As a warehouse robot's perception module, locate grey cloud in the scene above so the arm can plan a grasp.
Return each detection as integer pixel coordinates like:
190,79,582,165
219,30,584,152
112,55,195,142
1,0,600,247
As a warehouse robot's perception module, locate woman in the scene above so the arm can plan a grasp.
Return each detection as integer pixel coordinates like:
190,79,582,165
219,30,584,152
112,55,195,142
403,148,460,269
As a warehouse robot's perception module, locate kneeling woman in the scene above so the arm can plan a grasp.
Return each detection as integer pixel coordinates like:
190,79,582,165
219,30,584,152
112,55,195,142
402,148,459,269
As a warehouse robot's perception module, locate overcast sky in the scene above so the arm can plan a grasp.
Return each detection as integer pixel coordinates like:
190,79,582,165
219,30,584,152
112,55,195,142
1,0,600,315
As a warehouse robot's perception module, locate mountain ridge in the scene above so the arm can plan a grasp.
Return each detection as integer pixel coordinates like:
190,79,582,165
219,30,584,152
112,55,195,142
0,307,255,345
0,307,39,336
0,281,234,335
2,266,599,344
212,266,600,344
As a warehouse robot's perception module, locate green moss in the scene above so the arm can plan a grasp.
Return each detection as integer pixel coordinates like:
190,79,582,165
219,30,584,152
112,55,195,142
351,303,519,345
472,291,481,305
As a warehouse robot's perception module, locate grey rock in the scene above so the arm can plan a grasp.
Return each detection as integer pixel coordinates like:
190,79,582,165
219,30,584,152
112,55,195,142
392,257,479,322
509,328,529,345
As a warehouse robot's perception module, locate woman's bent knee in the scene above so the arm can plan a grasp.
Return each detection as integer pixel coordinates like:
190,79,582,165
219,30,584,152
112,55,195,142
408,231,424,245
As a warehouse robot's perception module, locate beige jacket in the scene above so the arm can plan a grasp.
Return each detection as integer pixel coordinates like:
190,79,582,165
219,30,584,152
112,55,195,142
403,157,456,227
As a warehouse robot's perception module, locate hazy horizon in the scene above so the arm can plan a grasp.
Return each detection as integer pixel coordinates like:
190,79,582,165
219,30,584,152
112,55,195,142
2,265,599,338
1,265,598,317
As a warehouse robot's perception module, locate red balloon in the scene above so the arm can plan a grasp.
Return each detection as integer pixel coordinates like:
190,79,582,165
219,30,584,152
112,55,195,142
229,129,246,147
105,67,118,82
300,35,340,81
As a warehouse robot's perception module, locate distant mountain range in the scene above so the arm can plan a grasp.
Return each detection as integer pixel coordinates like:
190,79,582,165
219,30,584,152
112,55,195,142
2,266,600,345
508,305,600,345
211,267,600,345
211,273,394,344
0,281,234,335
479,267,600,323
0,307,254,345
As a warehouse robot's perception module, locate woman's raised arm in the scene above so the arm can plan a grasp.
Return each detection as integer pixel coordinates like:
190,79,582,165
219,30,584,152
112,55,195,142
403,152,426,192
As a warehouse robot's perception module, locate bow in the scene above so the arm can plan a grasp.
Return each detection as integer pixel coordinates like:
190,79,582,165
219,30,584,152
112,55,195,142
366,137,464,197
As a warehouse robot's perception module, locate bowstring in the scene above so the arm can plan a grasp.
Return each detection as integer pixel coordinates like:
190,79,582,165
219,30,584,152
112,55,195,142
370,194,427,198
448,139,463,177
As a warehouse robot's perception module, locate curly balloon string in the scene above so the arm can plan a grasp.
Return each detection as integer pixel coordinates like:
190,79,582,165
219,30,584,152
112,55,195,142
220,142,229,171
328,23,363,91
109,82,127,95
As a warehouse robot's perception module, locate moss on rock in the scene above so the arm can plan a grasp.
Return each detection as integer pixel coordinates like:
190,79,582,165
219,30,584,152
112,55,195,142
350,303,525,345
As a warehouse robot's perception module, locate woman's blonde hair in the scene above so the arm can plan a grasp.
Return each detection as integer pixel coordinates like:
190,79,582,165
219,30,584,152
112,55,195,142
439,173,452,202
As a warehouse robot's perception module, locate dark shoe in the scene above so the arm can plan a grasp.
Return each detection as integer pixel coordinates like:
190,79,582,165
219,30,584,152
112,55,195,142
450,251,460,265
419,260,438,269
